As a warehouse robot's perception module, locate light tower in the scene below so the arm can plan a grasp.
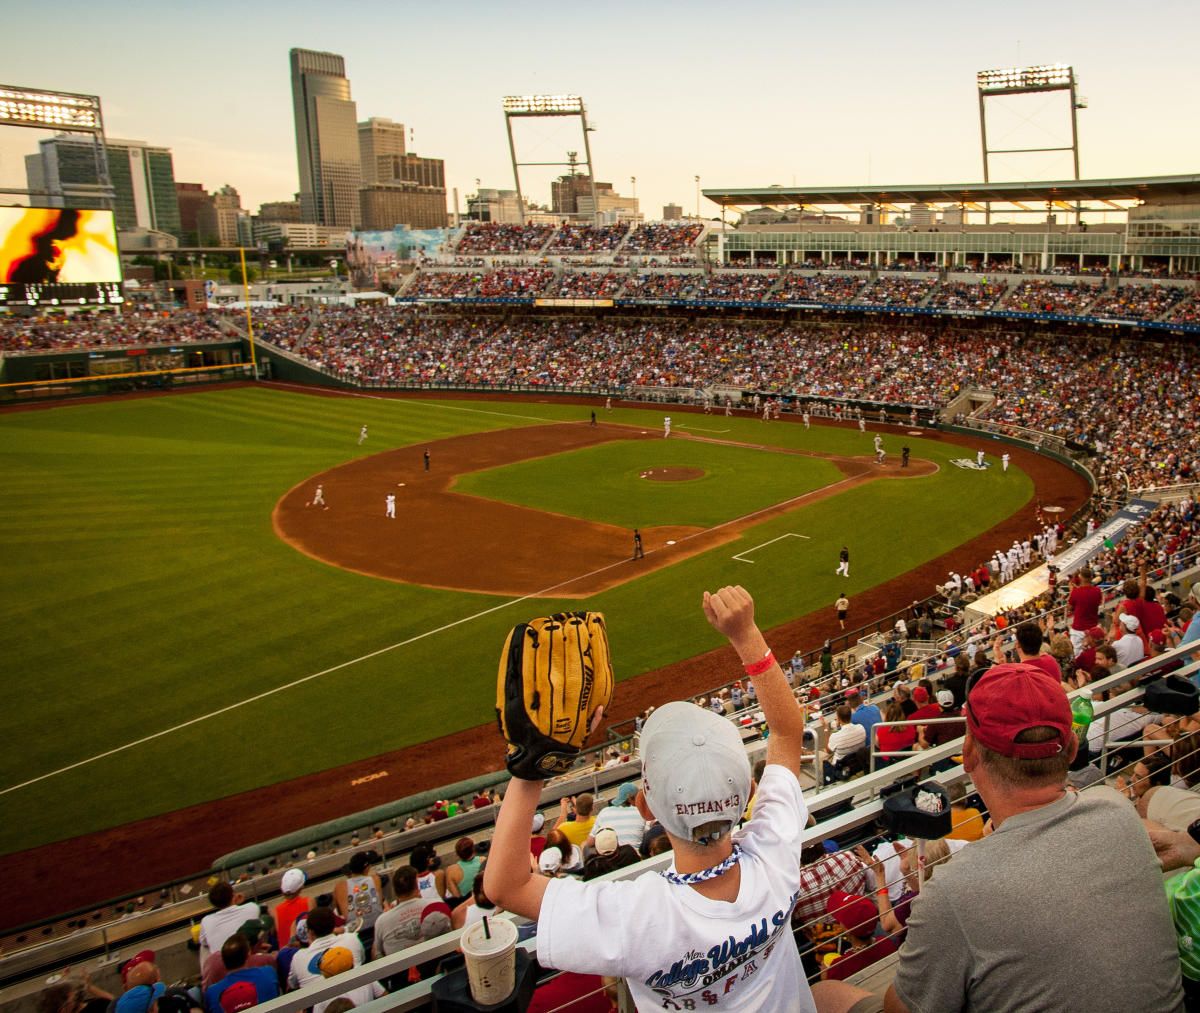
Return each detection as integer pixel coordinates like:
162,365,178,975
502,95,599,225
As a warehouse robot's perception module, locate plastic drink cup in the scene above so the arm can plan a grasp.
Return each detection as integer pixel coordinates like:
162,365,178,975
460,915,518,1006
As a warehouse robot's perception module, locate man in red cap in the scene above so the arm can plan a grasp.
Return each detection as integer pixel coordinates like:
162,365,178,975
1072,626,1106,678
878,663,1183,1012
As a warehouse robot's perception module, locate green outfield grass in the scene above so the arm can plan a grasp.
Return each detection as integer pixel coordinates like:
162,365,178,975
454,438,844,527
0,388,1032,856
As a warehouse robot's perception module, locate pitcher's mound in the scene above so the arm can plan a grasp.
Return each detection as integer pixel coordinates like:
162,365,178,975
640,467,705,482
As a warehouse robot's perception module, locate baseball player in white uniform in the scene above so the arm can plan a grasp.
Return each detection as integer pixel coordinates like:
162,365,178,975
358,425,368,445
663,416,671,438
385,493,396,519
1001,452,1011,472
308,485,327,509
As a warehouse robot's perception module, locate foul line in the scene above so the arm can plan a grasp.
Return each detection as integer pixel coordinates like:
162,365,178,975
679,425,731,433
1,427,861,797
732,532,811,563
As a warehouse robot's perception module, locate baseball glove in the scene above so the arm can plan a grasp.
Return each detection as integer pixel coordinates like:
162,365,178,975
496,612,614,780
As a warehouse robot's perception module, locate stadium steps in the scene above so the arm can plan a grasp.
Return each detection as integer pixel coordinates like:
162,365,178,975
393,271,420,297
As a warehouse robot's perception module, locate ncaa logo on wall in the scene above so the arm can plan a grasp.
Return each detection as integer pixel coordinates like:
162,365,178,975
950,458,989,470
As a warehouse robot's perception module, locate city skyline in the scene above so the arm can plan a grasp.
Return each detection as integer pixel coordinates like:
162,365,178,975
1,0,1197,228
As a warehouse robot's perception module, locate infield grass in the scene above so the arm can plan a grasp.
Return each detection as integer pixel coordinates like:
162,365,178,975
453,438,844,527
0,387,1032,855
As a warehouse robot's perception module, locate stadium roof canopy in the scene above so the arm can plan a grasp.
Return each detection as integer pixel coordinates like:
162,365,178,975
702,174,1200,209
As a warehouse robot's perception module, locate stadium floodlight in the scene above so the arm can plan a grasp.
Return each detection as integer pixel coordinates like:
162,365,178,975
502,95,584,116
0,85,103,133
976,63,1082,201
502,94,600,225
977,64,1073,93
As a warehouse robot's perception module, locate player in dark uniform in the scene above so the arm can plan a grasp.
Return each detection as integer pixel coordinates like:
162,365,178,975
632,529,644,560
901,446,911,467
836,546,850,577
423,449,431,471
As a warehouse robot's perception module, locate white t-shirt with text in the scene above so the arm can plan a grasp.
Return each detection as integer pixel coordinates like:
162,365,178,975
536,765,815,1012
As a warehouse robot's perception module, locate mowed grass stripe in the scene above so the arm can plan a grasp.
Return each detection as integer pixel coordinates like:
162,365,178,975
0,388,1030,854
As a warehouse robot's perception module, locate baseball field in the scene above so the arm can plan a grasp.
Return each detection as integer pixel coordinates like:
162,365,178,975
0,383,1042,862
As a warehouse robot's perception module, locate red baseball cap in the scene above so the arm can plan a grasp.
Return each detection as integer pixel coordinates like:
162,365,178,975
1149,629,1166,646
912,686,929,704
826,890,878,936
1086,626,1106,641
120,950,156,984
965,663,1073,759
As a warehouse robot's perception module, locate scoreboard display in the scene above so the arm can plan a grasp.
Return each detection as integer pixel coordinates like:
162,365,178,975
0,207,124,307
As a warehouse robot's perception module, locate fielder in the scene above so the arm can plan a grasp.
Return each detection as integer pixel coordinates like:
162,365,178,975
663,416,671,438
385,493,396,519
307,485,327,509
836,546,850,577
358,424,368,446
1002,452,1011,472
858,417,866,433
873,434,885,465
802,410,810,429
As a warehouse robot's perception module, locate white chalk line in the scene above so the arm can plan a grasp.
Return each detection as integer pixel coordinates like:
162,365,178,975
0,546,648,798
2,421,857,796
732,532,812,563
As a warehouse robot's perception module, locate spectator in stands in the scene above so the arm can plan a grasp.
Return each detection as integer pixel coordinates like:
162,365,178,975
821,705,868,782
287,907,364,996
203,933,279,1013
907,686,942,726
874,701,916,765
409,843,446,901
847,687,882,744
542,828,584,874
309,945,385,1013
918,689,964,750
273,869,309,959
372,866,424,958
444,837,482,905
1142,819,1200,1008
1071,626,1106,679
334,852,384,949
820,890,898,982
487,584,816,1010
588,782,646,853
1067,567,1103,651
582,828,641,880
794,839,870,938
884,662,1183,1011
554,793,596,848
114,984,165,1013
452,864,502,930
529,812,548,861
201,919,275,989
1008,622,1061,679
1114,613,1148,668
39,973,114,1013
199,882,262,970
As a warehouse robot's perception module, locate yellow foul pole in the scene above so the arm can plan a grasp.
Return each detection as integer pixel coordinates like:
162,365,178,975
239,247,258,373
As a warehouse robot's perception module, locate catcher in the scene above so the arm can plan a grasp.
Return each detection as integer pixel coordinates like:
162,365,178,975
488,587,816,1012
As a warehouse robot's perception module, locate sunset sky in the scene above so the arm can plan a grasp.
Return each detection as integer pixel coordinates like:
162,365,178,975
2,0,1196,223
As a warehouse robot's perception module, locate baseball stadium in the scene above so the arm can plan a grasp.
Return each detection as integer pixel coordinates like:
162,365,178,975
2,64,1200,1013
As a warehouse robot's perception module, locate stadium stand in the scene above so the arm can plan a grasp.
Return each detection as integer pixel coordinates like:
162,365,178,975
546,223,630,253
454,223,555,254
1090,282,1189,321
621,222,704,253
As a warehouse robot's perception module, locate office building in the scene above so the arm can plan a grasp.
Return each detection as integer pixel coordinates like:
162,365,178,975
357,117,447,229
467,188,523,225
176,182,213,239
358,117,407,184
359,181,447,230
26,136,181,236
259,200,303,223
663,203,683,221
290,48,362,228
196,185,244,246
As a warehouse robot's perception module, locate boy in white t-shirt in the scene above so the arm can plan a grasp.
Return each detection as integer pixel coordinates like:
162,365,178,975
489,585,816,1012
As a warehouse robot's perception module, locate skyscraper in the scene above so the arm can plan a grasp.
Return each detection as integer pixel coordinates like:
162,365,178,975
290,48,361,229
26,136,181,236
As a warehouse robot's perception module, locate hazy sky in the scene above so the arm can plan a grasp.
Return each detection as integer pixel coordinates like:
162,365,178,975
2,0,1197,223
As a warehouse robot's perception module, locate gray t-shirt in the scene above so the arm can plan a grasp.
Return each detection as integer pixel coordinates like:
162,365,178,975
892,786,1183,1012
